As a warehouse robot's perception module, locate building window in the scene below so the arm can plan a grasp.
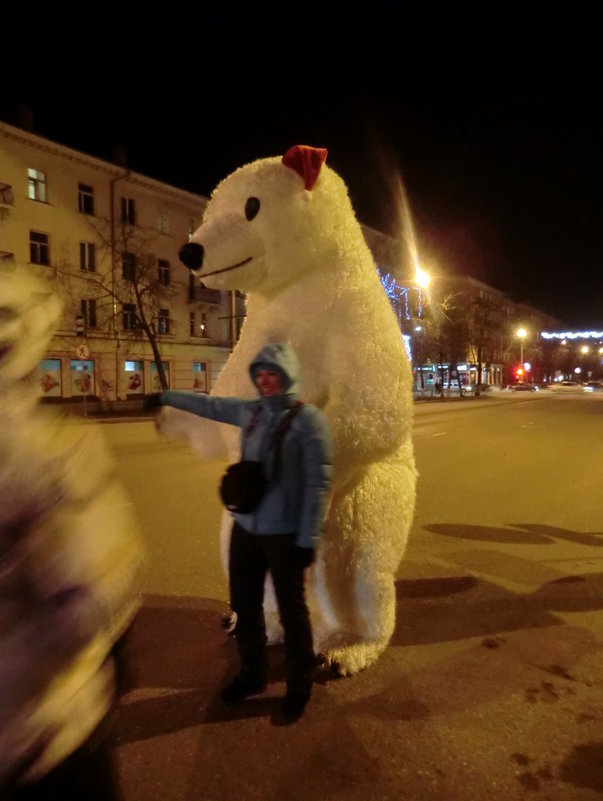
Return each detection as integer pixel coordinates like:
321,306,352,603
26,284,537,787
78,183,95,214
122,303,138,331
158,308,170,335
79,242,96,272
30,231,50,265
121,197,136,225
38,358,62,397
71,359,95,396
158,209,170,235
158,258,170,286
122,251,136,281
81,298,97,329
189,311,196,336
28,168,47,202
124,360,144,394
200,313,207,337
192,362,207,392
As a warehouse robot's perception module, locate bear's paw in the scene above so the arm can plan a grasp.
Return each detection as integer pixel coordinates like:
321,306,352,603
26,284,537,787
322,640,388,677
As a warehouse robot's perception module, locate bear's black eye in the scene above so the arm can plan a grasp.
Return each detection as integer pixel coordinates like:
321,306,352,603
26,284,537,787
245,197,260,221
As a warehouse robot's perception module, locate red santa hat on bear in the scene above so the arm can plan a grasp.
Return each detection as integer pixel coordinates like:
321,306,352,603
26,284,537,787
282,145,328,190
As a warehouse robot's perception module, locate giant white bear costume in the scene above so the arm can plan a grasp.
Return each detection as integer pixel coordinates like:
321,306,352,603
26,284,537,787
163,145,417,675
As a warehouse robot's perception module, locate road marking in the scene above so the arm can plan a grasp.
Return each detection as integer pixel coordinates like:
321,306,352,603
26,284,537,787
430,432,447,437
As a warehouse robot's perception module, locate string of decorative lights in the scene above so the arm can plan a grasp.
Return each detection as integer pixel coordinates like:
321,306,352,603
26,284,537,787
379,269,423,322
541,331,603,340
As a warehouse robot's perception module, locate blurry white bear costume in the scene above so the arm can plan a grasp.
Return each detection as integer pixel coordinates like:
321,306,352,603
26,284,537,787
0,266,143,786
162,146,417,675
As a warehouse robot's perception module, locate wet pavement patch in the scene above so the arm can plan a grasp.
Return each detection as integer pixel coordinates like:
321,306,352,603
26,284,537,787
481,636,506,649
559,741,603,792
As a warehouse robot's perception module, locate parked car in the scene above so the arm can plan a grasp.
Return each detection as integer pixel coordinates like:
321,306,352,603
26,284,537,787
507,383,539,392
584,380,603,393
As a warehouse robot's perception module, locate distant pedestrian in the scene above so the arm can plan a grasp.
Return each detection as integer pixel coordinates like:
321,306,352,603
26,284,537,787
145,343,332,724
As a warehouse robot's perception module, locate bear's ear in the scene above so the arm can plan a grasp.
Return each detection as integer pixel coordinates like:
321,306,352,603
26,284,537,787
282,145,328,190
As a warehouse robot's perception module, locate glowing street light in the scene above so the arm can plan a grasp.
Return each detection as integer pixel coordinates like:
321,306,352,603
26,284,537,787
414,265,431,289
581,345,589,354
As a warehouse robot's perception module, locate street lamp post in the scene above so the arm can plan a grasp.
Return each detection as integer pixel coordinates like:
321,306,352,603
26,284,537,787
517,327,527,382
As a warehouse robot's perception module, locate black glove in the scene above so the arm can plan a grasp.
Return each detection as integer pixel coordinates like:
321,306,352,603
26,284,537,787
143,393,163,412
295,547,316,569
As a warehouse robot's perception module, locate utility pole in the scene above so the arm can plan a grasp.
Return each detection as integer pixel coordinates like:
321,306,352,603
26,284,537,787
109,168,130,399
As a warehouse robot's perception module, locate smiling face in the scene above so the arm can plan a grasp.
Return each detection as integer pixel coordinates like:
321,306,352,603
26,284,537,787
254,369,283,397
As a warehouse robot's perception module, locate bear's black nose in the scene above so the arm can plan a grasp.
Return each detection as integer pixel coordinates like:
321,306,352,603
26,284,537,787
179,242,204,270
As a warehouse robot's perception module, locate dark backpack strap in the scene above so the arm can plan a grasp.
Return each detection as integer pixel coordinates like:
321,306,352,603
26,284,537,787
244,404,262,438
271,401,304,480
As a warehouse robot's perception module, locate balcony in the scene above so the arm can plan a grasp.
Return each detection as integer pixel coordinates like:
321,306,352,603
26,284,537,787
188,285,222,305
0,182,14,219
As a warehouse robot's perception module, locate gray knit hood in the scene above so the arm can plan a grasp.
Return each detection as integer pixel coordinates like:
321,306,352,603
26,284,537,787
249,343,300,401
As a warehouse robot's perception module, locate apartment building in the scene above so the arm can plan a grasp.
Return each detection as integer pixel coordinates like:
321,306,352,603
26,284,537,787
0,121,245,404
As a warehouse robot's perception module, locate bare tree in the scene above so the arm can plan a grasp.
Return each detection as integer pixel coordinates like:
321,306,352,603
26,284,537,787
466,295,506,396
54,218,181,391
438,297,471,396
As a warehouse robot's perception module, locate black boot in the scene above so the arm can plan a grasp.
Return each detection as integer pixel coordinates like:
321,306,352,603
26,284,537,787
220,674,267,706
272,691,311,725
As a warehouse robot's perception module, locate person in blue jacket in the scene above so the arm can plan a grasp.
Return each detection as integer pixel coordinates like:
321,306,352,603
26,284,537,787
146,343,333,725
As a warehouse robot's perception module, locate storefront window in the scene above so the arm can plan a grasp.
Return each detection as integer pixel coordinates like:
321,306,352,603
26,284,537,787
124,360,144,394
192,361,207,392
150,361,169,392
39,358,62,397
70,359,94,396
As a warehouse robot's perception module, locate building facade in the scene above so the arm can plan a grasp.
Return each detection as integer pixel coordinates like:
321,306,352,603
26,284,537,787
0,121,245,405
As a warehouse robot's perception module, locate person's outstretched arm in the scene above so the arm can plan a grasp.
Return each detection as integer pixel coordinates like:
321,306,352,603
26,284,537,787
146,391,249,427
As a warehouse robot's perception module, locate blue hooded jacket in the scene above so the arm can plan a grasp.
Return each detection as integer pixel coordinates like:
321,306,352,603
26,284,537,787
157,344,333,549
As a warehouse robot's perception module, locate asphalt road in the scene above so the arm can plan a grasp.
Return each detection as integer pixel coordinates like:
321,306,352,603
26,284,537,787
100,391,603,801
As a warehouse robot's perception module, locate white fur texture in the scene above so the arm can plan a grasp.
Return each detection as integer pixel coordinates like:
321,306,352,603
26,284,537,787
159,152,417,675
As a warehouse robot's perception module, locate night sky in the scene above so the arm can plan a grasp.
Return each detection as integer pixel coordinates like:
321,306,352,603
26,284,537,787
2,2,602,326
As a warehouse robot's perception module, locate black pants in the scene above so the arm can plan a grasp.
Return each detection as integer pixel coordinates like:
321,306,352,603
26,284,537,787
229,523,314,695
